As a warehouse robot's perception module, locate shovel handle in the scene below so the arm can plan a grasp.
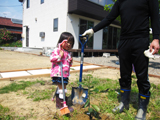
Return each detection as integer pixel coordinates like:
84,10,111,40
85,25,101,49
79,35,88,47
60,62,66,102
79,35,88,85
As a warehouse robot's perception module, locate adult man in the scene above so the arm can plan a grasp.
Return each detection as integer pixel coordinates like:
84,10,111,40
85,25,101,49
82,0,160,119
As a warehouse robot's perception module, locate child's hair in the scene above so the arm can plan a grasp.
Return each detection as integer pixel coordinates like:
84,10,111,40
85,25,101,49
57,32,75,48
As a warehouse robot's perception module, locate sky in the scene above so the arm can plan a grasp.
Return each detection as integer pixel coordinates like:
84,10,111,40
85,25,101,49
0,0,23,20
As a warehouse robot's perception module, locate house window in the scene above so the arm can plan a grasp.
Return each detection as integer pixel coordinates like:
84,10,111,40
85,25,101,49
79,19,94,49
27,0,30,8
88,0,107,6
53,18,58,32
102,27,108,49
102,26,120,49
88,0,114,6
41,0,44,4
106,0,114,5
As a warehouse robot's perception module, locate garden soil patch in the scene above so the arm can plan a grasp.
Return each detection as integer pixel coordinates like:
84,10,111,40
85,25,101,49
0,50,160,119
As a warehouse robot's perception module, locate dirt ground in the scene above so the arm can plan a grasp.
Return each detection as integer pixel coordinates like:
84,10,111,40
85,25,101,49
0,50,160,120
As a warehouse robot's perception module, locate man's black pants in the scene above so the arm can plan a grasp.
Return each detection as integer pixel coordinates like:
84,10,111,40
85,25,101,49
118,38,150,95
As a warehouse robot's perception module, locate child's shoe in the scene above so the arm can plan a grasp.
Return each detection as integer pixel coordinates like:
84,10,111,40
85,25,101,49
66,96,74,112
56,94,74,112
56,94,63,109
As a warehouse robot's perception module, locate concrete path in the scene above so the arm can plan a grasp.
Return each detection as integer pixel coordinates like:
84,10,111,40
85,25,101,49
1,47,160,79
0,64,102,81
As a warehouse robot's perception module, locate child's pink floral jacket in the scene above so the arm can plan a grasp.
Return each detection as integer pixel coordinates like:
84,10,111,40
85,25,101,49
50,48,72,77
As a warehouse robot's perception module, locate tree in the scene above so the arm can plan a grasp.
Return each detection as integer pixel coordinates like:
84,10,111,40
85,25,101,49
104,0,160,12
104,0,160,43
0,28,13,45
104,0,116,12
104,0,160,23
104,0,121,22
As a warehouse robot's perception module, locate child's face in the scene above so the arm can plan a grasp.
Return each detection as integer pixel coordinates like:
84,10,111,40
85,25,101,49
62,40,73,51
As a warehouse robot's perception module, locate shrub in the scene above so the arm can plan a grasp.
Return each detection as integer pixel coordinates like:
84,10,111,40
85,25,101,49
10,40,22,47
0,28,13,45
1,40,22,47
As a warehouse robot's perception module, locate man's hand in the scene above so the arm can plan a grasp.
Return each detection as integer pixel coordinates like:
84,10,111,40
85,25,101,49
150,39,160,54
82,29,94,39
144,48,155,59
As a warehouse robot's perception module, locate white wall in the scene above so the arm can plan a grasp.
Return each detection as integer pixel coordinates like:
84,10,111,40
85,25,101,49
66,14,103,50
22,0,68,48
66,14,79,49
93,21,103,50
22,0,103,50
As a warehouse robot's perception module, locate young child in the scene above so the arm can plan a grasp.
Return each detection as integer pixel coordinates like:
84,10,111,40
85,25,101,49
50,32,74,112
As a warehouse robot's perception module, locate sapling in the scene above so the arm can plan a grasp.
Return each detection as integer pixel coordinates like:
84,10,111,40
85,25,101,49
83,74,100,119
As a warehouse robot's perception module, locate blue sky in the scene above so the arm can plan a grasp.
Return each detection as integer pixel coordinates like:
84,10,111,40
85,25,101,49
0,0,23,20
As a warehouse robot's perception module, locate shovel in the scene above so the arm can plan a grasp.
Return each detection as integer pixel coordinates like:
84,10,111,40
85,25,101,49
71,35,89,106
60,62,70,115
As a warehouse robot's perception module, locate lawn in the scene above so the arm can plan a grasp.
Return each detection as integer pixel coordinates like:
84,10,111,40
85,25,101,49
0,74,160,120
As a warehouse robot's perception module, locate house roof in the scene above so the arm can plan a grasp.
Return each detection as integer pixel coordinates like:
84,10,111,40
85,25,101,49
0,17,22,28
10,31,22,34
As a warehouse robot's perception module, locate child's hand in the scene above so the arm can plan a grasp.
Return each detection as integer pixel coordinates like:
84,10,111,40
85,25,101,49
71,57,73,63
69,57,73,66
59,50,64,58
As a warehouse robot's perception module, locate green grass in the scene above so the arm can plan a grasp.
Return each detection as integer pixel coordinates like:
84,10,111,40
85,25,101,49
0,79,49,119
0,80,45,94
70,68,75,70
67,74,160,120
27,89,53,101
0,104,13,120
0,104,29,120
0,75,160,120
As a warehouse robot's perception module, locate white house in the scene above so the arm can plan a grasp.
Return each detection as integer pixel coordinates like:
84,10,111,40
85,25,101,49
19,0,121,56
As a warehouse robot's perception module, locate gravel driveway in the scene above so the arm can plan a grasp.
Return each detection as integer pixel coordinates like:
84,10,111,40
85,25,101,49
73,56,160,76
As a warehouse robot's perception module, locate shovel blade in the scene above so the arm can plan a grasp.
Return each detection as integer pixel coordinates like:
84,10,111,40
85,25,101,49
71,87,88,105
